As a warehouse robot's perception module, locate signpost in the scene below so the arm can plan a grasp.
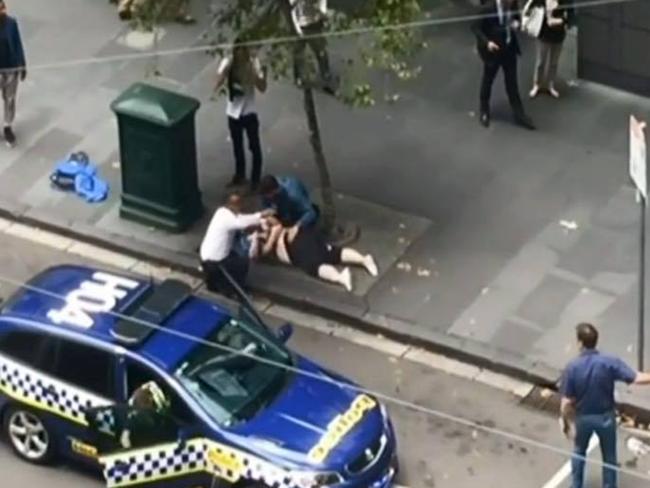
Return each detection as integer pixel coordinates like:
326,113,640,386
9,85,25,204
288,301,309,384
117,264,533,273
630,115,648,369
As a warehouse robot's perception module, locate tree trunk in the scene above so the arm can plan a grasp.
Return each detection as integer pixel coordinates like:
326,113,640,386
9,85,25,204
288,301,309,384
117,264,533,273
302,87,336,232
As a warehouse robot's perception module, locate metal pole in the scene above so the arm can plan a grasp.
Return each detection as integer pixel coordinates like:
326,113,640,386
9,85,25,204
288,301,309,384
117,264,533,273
640,191,646,371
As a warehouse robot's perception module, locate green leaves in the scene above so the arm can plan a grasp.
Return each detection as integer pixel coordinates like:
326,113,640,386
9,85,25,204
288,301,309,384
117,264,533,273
208,0,428,109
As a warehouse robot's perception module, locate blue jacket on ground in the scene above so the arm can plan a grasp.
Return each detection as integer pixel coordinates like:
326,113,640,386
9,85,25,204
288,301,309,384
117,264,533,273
0,16,26,69
263,176,318,228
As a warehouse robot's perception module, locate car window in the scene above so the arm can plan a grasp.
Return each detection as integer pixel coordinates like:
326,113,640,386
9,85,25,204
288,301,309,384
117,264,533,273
53,339,116,399
0,329,56,369
126,360,196,425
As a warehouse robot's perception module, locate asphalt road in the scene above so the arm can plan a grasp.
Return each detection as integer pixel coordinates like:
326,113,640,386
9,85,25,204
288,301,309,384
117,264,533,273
0,229,650,488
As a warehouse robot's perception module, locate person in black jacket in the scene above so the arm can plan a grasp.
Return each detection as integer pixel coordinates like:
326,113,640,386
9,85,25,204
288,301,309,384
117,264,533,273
528,0,576,98
471,0,535,130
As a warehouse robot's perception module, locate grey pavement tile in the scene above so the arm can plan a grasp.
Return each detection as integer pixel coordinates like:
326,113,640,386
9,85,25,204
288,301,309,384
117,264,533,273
516,275,583,330
558,225,638,278
490,319,544,357
0,128,83,203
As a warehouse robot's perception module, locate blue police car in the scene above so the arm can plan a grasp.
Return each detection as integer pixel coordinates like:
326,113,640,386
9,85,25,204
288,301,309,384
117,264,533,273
0,265,397,488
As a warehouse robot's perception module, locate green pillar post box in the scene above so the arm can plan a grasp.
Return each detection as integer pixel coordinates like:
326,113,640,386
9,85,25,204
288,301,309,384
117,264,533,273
111,83,203,232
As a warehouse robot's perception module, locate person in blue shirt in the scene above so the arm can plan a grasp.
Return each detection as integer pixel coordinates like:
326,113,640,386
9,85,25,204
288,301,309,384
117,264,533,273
560,323,650,488
259,175,319,229
0,0,26,148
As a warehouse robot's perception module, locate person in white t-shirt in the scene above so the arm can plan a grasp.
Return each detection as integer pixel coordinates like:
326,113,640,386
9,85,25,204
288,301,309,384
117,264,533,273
200,192,273,296
214,43,267,191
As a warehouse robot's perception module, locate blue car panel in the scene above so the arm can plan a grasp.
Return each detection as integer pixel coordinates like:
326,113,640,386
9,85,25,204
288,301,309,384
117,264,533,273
0,265,397,488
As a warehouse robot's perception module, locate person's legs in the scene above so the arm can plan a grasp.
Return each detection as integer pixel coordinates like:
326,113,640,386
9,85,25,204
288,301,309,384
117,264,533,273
547,41,564,97
478,59,500,127
341,248,378,276
502,51,524,114
317,264,352,291
594,413,618,488
227,116,246,185
571,415,596,488
304,22,334,89
1,73,18,146
243,114,263,188
531,40,550,95
293,38,308,86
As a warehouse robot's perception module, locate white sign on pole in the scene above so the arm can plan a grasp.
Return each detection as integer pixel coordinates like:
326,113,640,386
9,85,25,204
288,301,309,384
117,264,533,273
630,115,648,199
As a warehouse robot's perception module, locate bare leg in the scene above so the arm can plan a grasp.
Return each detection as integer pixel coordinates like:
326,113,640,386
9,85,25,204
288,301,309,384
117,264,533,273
318,265,352,292
341,248,378,276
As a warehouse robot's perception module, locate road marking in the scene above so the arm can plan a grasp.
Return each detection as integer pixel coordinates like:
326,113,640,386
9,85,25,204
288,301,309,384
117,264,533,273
3,219,537,399
541,435,599,488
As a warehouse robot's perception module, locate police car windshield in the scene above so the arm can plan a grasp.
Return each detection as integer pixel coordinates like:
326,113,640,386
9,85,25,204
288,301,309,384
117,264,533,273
175,317,292,426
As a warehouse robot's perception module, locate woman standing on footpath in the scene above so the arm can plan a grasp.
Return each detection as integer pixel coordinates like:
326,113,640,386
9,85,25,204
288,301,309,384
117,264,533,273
528,0,575,99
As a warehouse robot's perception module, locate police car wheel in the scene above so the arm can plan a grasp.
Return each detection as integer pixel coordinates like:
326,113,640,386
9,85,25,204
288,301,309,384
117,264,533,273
3,407,55,464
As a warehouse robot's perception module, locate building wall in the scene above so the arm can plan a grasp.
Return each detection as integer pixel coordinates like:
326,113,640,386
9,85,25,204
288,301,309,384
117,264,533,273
578,0,650,97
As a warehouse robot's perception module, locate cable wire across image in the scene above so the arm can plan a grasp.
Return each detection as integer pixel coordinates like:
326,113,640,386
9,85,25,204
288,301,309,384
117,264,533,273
0,0,637,76
0,270,648,483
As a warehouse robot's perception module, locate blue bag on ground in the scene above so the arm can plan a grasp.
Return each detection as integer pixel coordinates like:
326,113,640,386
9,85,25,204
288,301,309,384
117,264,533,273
50,152,109,203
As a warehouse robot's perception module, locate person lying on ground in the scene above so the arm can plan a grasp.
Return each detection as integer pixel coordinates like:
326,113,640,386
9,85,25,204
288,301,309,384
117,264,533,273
249,218,378,292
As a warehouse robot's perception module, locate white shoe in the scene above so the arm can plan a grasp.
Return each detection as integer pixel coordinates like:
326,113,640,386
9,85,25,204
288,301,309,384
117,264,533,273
364,254,379,277
529,85,540,98
549,85,560,98
341,267,353,292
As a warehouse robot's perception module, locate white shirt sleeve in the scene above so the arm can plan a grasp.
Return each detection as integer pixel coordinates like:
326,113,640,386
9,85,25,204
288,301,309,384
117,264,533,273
229,212,263,230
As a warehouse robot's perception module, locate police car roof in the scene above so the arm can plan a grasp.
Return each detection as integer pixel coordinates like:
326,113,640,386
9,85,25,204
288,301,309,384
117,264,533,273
1,265,231,372
1,264,153,344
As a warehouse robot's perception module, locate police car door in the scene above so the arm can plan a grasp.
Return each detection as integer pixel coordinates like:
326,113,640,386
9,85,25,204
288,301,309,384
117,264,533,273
87,403,211,488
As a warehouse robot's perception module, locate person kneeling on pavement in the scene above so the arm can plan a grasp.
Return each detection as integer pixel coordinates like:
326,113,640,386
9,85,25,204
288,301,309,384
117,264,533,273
259,174,319,229
200,192,273,297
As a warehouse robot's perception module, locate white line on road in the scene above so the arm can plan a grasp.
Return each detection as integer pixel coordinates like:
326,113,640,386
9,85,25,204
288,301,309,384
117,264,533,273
541,435,599,488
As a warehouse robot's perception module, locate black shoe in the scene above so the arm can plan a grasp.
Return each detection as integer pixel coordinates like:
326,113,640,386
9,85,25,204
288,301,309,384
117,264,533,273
514,113,536,131
479,112,490,128
4,126,16,147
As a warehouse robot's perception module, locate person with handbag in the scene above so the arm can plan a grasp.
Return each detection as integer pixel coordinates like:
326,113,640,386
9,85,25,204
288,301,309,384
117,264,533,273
525,0,576,98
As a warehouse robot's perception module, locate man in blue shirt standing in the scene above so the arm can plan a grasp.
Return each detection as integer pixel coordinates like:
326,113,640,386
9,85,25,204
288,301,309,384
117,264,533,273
0,0,26,148
560,323,650,488
259,174,319,229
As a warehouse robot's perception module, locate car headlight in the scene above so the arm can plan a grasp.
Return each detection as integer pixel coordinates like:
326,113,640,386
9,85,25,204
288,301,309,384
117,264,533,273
296,471,344,487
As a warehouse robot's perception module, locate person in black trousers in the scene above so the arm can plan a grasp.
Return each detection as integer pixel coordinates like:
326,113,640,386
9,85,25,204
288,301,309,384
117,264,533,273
214,44,267,191
472,0,535,130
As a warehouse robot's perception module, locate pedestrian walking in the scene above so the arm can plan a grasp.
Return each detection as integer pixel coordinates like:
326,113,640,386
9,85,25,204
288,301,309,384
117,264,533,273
214,44,267,191
259,175,319,229
471,0,535,130
199,192,272,296
0,0,26,148
115,0,195,24
526,0,575,98
560,323,650,488
290,0,337,94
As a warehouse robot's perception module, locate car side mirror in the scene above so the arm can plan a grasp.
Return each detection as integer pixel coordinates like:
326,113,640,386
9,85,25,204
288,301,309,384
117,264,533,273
277,323,294,343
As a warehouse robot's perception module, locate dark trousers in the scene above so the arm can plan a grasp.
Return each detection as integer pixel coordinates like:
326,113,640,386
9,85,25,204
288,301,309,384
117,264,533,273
294,20,332,84
228,113,262,185
571,412,618,488
202,252,249,297
479,49,524,115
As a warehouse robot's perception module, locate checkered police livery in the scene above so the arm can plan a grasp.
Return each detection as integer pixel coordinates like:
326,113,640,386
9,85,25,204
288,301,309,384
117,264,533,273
102,437,312,488
102,439,207,487
0,353,111,425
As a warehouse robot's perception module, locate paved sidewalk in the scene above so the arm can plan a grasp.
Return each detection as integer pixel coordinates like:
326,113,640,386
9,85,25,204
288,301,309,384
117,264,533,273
5,0,650,415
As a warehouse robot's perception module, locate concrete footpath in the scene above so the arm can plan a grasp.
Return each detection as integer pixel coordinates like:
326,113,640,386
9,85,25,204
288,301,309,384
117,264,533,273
5,0,650,418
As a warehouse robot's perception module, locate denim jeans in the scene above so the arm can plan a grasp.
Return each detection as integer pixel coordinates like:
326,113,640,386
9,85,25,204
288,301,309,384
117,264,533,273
571,412,618,488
